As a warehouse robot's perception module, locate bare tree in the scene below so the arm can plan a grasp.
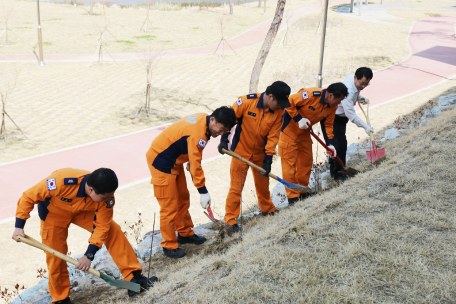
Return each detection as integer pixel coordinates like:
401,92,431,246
135,49,165,117
249,0,286,93
228,0,233,15
263,0,266,14
0,2,23,44
214,16,236,59
258,0,261,8
140,0,153,33
0,68,27,141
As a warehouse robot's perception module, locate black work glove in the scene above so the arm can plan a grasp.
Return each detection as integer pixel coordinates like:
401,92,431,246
260,159,272,176
218,139,229,154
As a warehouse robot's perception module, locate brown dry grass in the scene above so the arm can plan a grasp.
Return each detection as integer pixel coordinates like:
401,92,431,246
89,96,456,304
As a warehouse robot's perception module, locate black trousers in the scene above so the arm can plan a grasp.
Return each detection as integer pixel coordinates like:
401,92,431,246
330,115,349,176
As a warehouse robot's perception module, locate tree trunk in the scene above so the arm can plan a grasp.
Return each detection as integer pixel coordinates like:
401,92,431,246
229,0,233,15
249,0,286,93
263,0,266,14
258,0,261,8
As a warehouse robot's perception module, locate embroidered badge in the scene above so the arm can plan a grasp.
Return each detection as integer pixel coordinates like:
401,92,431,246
106,198,115,209
248,111,257,117
236,98,243,106
198,138,207,148
247,94,257,99
61,197,72,203
64,178,78,185
302,91,309,100
309,106,316,111
313,91,321,96
47,178,57,191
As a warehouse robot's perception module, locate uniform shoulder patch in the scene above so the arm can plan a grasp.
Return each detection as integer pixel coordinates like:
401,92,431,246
236,98,243,106
64,178,78,185
302,91,309,100
47,178,57,191
247,94,257,99
198,138,207,148
106,197,115,209
313,91,321,96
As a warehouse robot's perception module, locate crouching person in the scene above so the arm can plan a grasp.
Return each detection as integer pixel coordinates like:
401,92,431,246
146,107,236,259
12,168,157,304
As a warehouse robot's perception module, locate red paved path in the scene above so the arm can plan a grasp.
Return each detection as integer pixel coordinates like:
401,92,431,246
1,15,456,221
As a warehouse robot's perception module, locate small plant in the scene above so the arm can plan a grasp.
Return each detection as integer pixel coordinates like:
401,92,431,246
43,42,51,46
124,212,144,245
37,268,47,279
1,284,26,303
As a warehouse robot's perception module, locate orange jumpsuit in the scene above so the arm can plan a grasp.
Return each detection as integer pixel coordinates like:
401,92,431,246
15,168,141,303
279,88,336,198
223,93,284,225
146,113,210,250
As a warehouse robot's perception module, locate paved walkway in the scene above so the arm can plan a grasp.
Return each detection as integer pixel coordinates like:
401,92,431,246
0,0,347,62
1,11,456,221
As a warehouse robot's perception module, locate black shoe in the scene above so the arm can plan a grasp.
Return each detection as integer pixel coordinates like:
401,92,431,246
299,192,315,200
163,247,186,259
262,209,279,216
288,197,299,206
177,233,207,245
55,298,71,304
232,224,241,233
128,271,159,297
334,173,350,181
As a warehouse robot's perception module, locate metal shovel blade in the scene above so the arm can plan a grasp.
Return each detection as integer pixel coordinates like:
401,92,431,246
366,140,386,164
276,176,313,193
100,272,140,293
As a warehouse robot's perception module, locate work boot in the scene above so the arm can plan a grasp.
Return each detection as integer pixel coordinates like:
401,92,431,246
232,224,241,233
288,197,299,206
262,209,280,216
177,233,207,245
163,247,186,259
55,298,71,304
334,172,350,181
128,271,159,298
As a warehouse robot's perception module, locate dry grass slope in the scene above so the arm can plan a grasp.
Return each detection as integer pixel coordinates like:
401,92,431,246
99,104,456,304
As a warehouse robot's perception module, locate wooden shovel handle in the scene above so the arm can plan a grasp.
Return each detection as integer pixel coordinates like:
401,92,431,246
357,100,375,144
221,148,279,181
17,235,101,278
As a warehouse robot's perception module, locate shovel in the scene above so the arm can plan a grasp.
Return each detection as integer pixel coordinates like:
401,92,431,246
222,148,313,193
16,235,140,293
357,101,386,164
305,129,359,177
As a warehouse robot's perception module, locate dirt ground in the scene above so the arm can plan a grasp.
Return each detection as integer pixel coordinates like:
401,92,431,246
1,0,456,302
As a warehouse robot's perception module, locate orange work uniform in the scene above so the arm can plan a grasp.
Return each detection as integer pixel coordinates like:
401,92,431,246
15,168,142,303
223,93,284,225
279,88,336,198
146,113,210,250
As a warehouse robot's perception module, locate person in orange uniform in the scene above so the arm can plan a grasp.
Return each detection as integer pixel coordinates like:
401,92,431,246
218,81,291,232
12,168,157,304
146,106,236,259
279,83,348,205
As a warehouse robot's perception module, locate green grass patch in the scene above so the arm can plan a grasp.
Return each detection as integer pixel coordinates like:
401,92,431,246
134,35,156,40
43,42,52,46
15,27,31,29
116,40,135,44
46,18,62,21
192,27,199,29
160,40,172,43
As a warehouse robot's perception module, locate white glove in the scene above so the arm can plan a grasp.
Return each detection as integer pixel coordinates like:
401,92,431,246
364,125,374,135
200,193,211,209
298,118,311,129
327,145,337,158
359,97,370,105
